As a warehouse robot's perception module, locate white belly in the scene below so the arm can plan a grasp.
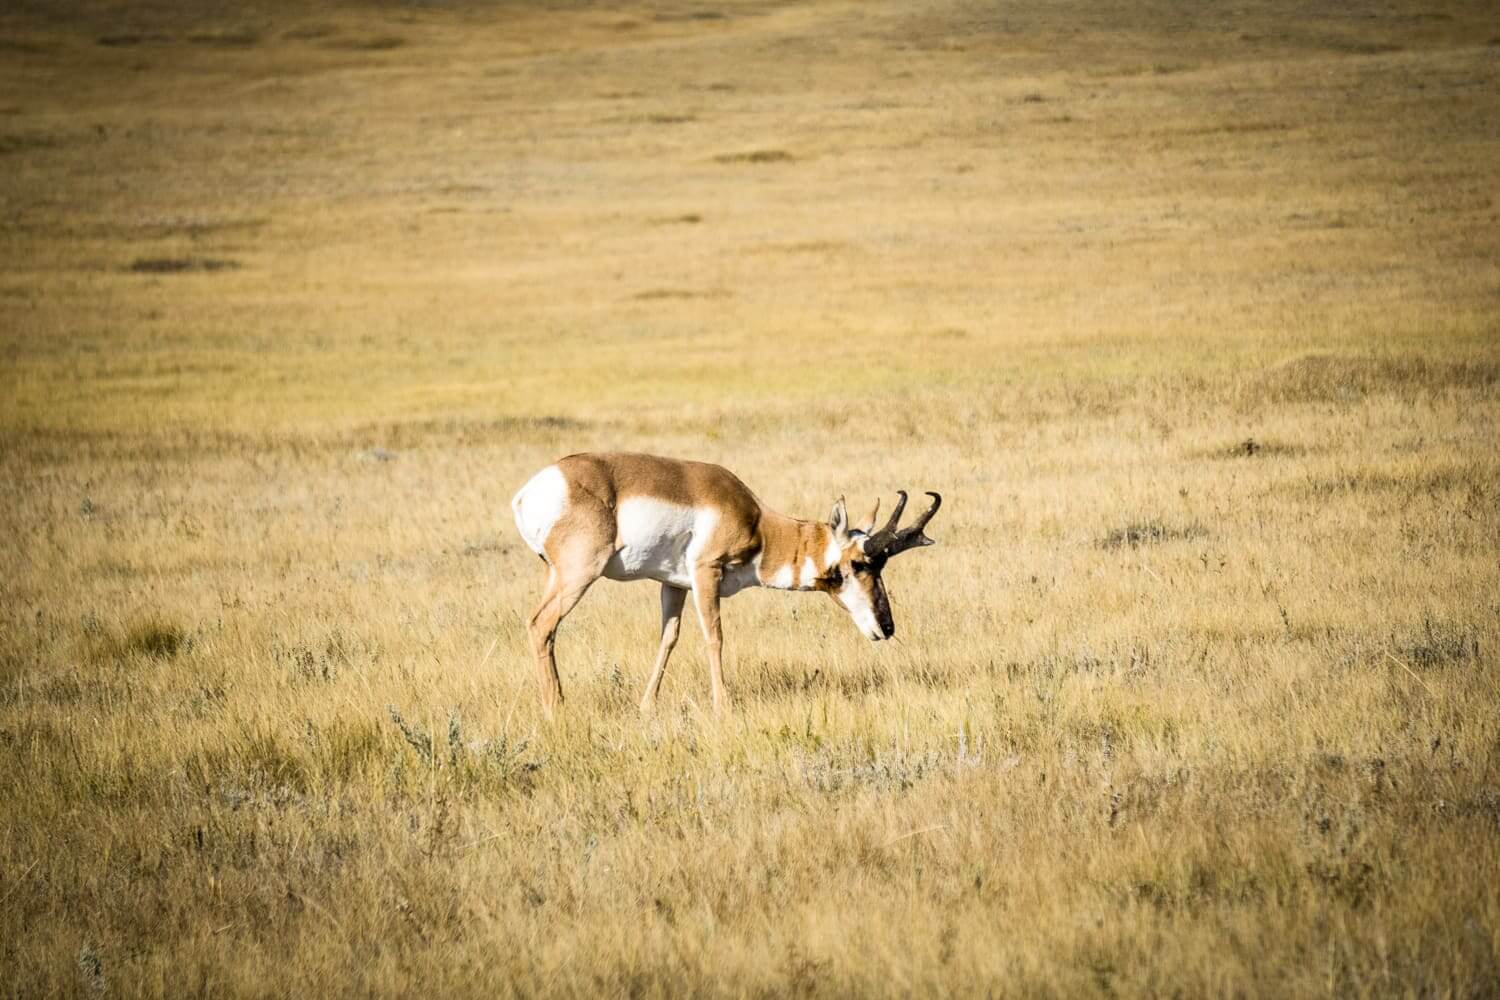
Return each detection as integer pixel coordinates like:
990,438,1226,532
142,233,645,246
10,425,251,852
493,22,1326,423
604,499,712,588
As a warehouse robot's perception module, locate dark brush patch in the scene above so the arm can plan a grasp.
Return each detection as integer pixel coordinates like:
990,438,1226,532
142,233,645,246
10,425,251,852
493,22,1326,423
631,288,729,300
130,216,266,240
714,149,793,164
1098,520,1206,550
1396,619,1481,670
127,257,240,274
90,617,188,663
322,34,405,51
749,240,847,255
0,132,61,155
97,33,171,47
1321,38,1403,55
656,10,727,22
1216,437,1306,460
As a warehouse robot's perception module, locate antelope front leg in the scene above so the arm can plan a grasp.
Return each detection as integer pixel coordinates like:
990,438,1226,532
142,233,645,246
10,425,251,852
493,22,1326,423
640,584,687,713
690,565,730,715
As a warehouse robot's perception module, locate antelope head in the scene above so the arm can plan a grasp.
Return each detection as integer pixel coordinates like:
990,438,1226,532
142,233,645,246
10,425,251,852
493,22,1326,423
820,490,943,641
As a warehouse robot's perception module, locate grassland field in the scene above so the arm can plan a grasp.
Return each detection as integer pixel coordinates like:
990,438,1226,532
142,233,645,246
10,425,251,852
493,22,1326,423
2,0,1499,995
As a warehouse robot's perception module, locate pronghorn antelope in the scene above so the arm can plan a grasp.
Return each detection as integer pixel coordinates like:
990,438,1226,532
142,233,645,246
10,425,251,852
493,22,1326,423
511,452,942,716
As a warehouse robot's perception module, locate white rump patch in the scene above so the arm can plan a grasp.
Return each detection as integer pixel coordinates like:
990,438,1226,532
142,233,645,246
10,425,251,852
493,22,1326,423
511,465,568,558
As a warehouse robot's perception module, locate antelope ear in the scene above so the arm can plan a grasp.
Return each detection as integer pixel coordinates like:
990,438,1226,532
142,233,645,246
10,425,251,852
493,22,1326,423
829,496,849,540
858,497,880,534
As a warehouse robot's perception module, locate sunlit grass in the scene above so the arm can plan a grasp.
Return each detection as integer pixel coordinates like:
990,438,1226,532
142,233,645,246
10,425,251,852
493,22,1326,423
2,0,1498,995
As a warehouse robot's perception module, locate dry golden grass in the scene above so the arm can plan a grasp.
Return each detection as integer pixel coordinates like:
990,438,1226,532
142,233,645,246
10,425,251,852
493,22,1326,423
2,0,1499,995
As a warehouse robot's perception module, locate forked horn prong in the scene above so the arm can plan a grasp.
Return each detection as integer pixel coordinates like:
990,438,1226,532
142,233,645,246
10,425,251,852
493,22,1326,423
906,491,941,536
879,490,908,537
866,490,942,559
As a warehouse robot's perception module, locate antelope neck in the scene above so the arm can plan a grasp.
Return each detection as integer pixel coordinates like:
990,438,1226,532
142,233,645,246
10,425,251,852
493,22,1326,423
756,509,834,590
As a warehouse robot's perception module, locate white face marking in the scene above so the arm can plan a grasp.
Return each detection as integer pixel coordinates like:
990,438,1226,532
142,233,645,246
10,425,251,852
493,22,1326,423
824,534,842,568
511,464,567,556
838,576,883,640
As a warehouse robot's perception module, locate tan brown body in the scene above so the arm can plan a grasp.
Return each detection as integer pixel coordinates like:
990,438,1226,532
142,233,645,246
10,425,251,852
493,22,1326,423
511,452,940,716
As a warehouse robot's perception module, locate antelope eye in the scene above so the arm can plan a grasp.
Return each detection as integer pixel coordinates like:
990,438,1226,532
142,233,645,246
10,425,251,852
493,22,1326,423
851,561,870,575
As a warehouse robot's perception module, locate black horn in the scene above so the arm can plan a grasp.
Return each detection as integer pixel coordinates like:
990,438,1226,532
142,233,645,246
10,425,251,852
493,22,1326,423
865,491,942,559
